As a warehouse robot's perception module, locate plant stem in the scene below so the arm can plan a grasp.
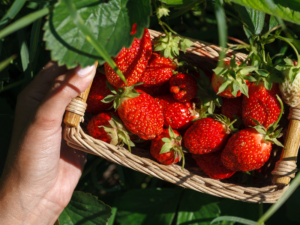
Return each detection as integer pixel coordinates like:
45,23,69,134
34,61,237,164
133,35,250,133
256,171,300,225
276,36,300,66
0,78,26,92
258,203,264,224
153,0,169,41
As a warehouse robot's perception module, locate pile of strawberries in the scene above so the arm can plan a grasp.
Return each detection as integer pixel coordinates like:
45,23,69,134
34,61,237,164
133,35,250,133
86,28,285,180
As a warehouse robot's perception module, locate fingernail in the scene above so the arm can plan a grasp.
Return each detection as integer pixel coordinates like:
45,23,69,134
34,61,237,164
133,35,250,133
77,65,95,77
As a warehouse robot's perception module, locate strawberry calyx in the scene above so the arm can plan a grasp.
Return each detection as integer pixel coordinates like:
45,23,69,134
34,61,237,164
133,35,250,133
160,126,185,170
212,114,237,134
99,114,135,152
195,69,222,115
274,36,300,83
250,95,284,147
213,56,257,97
102,81,141,109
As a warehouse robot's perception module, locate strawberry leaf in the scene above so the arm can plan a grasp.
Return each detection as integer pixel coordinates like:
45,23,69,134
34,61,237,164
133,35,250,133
44,0,151,68
161,137,171,143
102,95,116,103
217,80,231,94
256,69,269,77
284,58,294,66
168,126,177,139
160,142,173,154
179,38,194,53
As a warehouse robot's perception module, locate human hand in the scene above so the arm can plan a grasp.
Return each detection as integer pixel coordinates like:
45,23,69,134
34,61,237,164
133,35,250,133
0,61,97,225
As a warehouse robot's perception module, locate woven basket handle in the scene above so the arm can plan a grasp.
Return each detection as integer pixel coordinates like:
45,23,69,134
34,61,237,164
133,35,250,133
272,106,300,187
63,61,98,127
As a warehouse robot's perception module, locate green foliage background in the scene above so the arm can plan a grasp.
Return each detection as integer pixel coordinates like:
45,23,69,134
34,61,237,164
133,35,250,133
1,0,300,224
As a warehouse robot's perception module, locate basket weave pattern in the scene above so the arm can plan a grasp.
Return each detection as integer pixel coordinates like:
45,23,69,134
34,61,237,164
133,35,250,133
63,29,297,203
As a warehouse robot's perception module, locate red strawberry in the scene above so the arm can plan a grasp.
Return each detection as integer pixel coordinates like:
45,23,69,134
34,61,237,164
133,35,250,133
184,116,234,154
212,59,254,98
150,127,184,168
139,53,176,86
87,112,134,150
221,128,272,171
169,73,197,102
192,152,235,179
103,86,164,140
86,71,113,114
136,81,170,97
242,82,281,128
155,94,178,126
104,28,152,88
165,102,198,130
222,99,284,171
221,97,242,121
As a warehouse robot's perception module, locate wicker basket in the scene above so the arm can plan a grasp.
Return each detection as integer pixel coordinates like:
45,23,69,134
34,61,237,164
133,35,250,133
63,29,299,203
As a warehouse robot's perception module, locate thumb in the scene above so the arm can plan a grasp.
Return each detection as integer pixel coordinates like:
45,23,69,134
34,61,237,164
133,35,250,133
34,62,97,132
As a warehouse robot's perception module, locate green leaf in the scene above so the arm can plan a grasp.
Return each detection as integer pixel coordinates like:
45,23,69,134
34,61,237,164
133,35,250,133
269,16,279,30
256,69,269,77
58,191,112,224
213,67,227,76
161,137,171,143
168,126,177,139
29,5,43,72
44,0,151,68
101,95,116,103
230,0,300,25
0,7,50,39
235,5,265,35
290,67,300,82
179,38,194,53
0,0,27,28
217,80,231,94
176,189,220,225
243,75,256,82
160,142,173,154
215,0,227,63
264,78,273,90
211,216,256,225
17,29,29,72
115,188,182,225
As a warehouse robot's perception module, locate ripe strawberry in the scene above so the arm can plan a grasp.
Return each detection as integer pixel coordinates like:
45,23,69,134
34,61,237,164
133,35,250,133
87,112,134,151
104,28,152,88
135,81,170,97
221,97,242,121
139,53,176,86
150,127,185,168
169,73,197,102
212,58,255,98
103,86,164,140
184,115,235,154
165,102,199,130
192,151,235,179
86,71,113,114
222,99,284,171
242,82,281,128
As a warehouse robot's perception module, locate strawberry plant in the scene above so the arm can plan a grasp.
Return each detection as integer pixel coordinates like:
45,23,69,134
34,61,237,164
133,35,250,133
2,0,300,225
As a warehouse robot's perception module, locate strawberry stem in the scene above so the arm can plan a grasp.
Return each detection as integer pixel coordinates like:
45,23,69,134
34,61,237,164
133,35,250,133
276,36,300,67
273,95,284,129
